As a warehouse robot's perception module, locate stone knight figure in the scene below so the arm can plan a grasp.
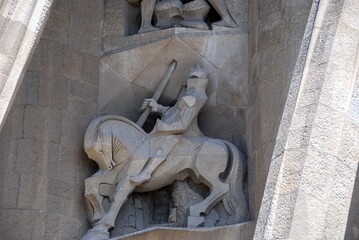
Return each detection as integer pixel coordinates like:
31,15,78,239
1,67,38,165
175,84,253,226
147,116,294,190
130,67,208,185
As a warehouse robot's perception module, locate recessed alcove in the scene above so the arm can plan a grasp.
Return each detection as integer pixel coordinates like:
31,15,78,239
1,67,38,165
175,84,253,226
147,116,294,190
99,25,249,236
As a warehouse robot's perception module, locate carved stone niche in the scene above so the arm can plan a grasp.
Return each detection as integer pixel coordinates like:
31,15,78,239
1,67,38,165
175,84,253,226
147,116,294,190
81,1,250,239
102,0,247,52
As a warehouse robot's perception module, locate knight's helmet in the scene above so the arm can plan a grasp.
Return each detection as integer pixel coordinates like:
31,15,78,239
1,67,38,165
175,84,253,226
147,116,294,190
187,65,209,90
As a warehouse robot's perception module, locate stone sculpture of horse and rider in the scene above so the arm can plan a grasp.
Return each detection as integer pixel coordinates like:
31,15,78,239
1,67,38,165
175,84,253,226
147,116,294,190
81,62,247,240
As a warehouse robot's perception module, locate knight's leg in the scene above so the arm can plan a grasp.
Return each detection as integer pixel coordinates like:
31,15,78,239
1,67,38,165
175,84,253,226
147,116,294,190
129,156,165,186
138,0,158,33
81,177,134,240
207,0,236,27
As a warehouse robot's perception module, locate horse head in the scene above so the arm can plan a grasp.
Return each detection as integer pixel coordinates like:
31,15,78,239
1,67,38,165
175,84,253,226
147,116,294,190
84,115,148,171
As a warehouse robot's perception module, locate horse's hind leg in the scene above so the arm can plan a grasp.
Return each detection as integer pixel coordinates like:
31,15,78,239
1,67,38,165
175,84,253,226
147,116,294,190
188,180,229,227
188,141,229,227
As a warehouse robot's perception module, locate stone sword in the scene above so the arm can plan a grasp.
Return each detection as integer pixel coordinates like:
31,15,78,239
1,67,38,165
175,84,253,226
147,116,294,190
136,60,177,127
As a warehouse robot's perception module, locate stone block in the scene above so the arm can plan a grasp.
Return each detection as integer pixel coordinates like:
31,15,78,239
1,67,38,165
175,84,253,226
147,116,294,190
257,0,281,19
225,0,248,29
99,61,132,110
60,216,82,239
46,193,72,217
257,43,286,80
69,0,103,55
71,184,88,220
42,9,69,44
7,104,24,139
67,96,97,116
49,110,63,143
68,80,98,102
0,171,19,208
17,174,47,210
0,20,26,59
16,71,39,106
257,10,284,51
180,32,246,70
39,212,62,237
60,113,91,147
47,143,61,179
81,53,100,86
103,0,140,37
52,0,72,12
16,139,45,175
48,177,75,200
102,38,171,83
300,146,339,200
60,145,86,164
59,161,79,183
50,76,68,111
0,209,40,240
27,42,42,72
311,104,345,156
38,40,64,76
282,6,312,41
37,73,52,107
64,47,82,80
23,105,49,140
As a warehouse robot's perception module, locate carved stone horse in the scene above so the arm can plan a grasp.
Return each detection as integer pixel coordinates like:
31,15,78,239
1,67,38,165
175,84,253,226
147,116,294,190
81,115,247,240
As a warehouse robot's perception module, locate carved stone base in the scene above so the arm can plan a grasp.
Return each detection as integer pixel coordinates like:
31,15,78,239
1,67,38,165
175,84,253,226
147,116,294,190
109,221,255,240
187,216,205,227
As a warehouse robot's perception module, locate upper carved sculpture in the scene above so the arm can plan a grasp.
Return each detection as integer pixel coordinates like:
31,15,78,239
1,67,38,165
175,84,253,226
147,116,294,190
81,64,247,240
126,0,237,32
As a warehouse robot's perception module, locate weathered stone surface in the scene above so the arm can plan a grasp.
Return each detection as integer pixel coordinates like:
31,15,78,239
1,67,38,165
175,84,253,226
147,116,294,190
0,0,54,133
0,1,103,239
254,0,359,239
247,0,314,221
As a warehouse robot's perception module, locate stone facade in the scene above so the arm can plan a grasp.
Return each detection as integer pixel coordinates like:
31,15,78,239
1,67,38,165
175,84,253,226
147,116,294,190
247,0,314,219
0,0,358,239
0,0,103,239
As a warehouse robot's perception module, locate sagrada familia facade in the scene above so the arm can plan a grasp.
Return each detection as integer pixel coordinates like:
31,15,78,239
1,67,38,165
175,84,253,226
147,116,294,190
0,0,357,239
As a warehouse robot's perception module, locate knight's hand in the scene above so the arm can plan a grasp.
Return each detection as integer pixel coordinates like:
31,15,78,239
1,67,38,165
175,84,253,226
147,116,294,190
140,98,160,113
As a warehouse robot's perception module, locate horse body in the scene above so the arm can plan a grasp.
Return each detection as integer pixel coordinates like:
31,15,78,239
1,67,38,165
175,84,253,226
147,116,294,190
135,137,228,192
82,115,247,240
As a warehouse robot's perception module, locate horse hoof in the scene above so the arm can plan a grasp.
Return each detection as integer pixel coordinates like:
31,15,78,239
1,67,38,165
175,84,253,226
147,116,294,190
81,227,110,240
187,216,205,228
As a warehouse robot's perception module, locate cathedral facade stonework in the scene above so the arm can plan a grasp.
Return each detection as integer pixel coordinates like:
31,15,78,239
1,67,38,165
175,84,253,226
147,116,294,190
0,0,358,240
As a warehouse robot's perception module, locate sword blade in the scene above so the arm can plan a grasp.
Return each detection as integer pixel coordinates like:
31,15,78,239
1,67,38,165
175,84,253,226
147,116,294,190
136,60,177,127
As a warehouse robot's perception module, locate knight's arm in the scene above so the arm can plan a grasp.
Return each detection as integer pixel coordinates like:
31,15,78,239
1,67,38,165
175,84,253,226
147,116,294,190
153,95,207,134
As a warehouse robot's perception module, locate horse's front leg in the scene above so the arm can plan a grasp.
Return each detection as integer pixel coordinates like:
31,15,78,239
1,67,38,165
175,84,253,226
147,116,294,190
81,176,135,240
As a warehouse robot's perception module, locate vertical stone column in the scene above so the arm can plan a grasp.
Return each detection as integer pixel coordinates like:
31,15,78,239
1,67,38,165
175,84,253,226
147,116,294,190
0,0,54,132
254,0,359,239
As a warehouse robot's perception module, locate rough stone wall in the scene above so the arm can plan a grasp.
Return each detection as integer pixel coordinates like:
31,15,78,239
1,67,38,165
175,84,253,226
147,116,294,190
247,0,313,218
254,0,359,238
0,0,103,239
0,0,54,133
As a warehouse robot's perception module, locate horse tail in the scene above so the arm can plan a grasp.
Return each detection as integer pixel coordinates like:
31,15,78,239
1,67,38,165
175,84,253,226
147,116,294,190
222,140,248,224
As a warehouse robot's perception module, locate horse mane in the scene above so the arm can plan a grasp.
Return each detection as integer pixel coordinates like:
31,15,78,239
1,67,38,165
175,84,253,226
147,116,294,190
85,115,145,146
84,115,148,167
